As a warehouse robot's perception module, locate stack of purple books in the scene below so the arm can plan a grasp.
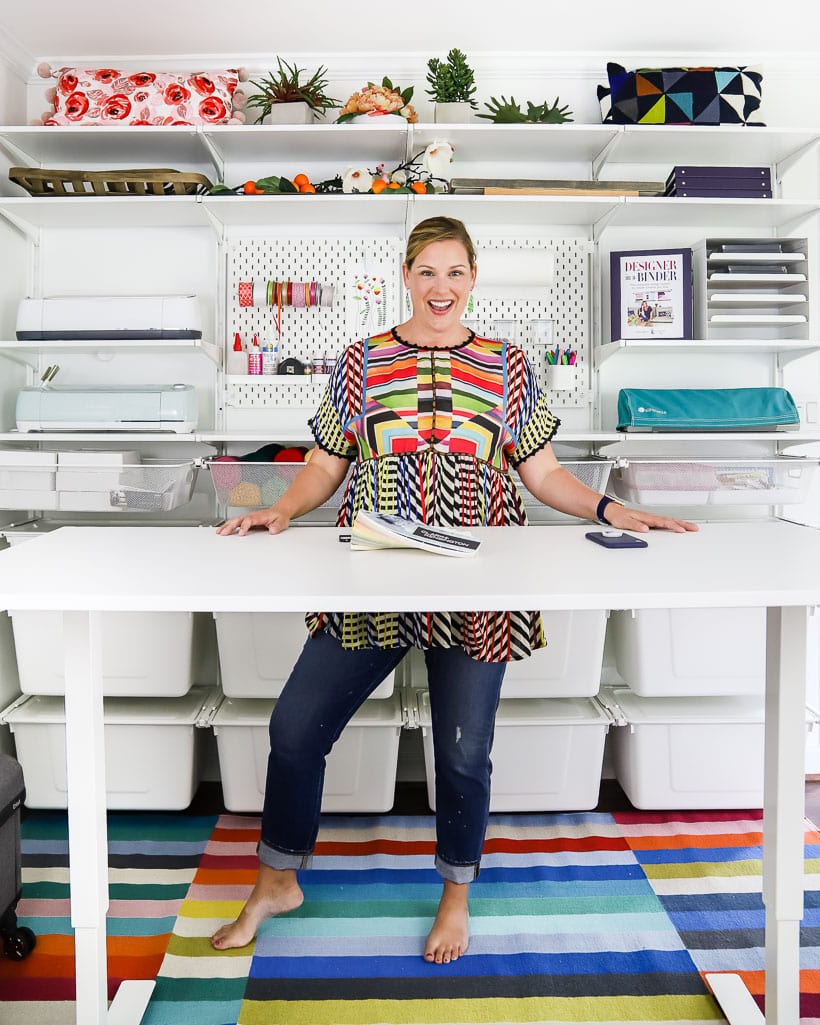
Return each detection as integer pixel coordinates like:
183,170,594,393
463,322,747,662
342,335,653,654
665,166,772,199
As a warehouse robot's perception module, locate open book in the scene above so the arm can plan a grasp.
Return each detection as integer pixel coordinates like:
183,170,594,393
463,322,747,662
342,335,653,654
350,511,481,557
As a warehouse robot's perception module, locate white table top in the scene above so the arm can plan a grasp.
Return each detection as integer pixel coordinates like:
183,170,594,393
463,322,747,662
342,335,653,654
0,521,818,613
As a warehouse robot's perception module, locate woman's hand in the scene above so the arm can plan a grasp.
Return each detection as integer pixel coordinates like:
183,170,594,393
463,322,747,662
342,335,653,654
604,502,698,534
216,506,291,536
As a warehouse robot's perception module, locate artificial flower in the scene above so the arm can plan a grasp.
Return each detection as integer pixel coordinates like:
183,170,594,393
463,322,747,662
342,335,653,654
341,167,374,193
337,77,417,124
422,141,454,180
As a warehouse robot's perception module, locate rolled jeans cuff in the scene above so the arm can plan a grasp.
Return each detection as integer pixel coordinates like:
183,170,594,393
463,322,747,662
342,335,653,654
435,852,480,884
258,838,313,871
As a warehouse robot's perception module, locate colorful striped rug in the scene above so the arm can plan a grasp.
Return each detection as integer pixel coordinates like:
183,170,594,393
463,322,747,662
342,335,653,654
7,808,820,1023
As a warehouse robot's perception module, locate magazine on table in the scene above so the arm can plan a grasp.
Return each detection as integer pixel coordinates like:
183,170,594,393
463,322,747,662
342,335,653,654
610,247,693,341
350,511,481,557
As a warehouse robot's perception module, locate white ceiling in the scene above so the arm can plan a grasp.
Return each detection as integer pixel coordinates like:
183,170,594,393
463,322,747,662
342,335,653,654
1,0,817,68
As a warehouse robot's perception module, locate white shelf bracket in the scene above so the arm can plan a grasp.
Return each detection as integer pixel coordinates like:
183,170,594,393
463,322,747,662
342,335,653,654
0,207,41,245
197,130,225,185
591,130,623,180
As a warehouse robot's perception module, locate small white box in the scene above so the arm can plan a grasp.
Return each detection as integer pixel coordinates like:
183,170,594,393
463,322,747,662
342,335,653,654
10,610,197,696
1,687,217,809
0,451,57,492
418,692,610,812
605,687,765,809
57,450,141,466
213,612,396,699
212,692,403,813
503,610,607,698
609,608,764,696
0,489,59,509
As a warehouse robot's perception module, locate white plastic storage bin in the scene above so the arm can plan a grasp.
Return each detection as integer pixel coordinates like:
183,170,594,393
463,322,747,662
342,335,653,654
212,692,404,813
608,607,764,696
503,610,607,697
0,687,217,810
208,460,347,516
417,692,610,812
213,612,396,699
9,610,198,696
603,687,765,809
610,458,813,506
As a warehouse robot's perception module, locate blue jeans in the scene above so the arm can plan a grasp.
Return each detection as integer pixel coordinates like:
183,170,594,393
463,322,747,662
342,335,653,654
258,630,506,884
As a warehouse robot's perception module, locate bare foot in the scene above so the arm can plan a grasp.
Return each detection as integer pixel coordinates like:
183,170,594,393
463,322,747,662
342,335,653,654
424,880,470,964
211,865,304,950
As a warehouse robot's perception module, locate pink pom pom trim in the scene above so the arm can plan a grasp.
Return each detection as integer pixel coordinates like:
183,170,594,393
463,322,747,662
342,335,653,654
36,62,53,79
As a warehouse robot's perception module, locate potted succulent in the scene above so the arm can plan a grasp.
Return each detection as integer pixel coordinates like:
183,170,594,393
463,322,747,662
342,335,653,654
477,96,574,124
425,48,477,123
336,77,417,124
245,59,339,124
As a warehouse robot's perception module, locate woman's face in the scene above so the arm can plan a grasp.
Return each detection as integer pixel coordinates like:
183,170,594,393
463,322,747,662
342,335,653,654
403,239,476,331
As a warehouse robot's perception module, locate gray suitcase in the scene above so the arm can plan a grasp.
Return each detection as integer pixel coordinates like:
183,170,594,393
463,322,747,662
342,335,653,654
0,754,35,960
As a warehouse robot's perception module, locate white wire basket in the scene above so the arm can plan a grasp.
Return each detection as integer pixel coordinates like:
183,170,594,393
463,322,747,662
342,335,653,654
0,462,199,512
208,458,612,520
610,458,814,506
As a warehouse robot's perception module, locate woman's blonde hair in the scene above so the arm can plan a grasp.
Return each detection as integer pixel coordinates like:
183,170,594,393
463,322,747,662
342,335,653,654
405,216,476,269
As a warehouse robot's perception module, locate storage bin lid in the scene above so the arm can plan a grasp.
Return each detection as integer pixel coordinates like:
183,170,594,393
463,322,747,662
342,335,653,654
213,691,403,727
418,691,610,727
601,686,765,725
1,686,219,727
0,450,57,467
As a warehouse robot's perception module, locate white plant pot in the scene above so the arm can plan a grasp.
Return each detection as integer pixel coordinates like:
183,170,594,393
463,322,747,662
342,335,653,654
348,113,407,125
262,102,314,125
434,102,473,123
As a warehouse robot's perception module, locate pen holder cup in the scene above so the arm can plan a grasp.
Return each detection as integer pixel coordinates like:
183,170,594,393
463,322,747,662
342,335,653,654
545,364,575,391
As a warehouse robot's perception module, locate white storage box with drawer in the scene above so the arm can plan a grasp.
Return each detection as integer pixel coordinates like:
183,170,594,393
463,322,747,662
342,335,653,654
0,450,57,491
212,692,404,813
603,687,765,809
213,611,396,699
609,607,764,696
9,609,198,696
417,691,610,812
0,686,218,809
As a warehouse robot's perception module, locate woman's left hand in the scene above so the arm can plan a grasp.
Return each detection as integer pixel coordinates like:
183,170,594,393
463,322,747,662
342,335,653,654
605,502,699,534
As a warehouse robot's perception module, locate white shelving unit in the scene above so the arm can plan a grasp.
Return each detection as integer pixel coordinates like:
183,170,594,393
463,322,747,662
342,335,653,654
0,120,817,517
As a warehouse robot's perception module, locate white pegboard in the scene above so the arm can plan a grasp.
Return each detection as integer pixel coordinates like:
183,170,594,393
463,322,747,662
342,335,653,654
462,237,592,410
227,235,403,402
226,234,591,420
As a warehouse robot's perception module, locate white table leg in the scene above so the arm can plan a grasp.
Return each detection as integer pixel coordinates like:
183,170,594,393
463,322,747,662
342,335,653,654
762,605,808,1024
64,610,109,1025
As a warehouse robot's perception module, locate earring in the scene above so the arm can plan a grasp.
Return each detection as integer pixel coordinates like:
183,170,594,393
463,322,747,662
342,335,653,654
467,292,475,315
404,290,412,315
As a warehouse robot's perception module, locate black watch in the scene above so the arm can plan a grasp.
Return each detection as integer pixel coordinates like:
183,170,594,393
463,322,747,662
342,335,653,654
596,496,618,525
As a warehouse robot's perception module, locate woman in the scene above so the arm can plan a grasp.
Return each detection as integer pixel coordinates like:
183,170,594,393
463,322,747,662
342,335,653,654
212,216,697,963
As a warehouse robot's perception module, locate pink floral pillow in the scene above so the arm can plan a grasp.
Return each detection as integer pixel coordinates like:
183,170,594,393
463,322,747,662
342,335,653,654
38,66,247,126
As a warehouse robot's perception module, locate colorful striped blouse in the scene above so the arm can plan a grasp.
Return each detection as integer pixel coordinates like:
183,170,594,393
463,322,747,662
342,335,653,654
307,329,559,662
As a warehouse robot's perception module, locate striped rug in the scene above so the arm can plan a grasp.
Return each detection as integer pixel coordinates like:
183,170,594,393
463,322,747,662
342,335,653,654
8,808,820,1023
2,810,217,1009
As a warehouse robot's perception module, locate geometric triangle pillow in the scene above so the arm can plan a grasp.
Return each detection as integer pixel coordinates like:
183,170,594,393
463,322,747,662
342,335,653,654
597,62,764,125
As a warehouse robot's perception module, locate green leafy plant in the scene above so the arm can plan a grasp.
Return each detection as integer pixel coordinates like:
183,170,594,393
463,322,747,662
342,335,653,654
425,48,477,107
245,59,339,122
477,96,574,124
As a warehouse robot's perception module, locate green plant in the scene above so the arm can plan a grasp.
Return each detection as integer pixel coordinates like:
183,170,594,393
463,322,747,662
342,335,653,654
425,48,477,107
245,59,339,121
477,96,574,124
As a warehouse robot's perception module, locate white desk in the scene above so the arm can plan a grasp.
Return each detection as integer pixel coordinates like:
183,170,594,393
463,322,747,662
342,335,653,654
0,520,817,1025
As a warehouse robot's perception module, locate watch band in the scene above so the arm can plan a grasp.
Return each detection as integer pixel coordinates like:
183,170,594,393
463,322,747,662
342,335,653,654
596,495,617,525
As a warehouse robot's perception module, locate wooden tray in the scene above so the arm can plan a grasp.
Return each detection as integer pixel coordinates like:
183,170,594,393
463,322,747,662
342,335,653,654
8,166,213,196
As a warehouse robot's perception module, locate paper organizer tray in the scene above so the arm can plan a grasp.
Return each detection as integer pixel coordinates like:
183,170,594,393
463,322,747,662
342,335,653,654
610,458,814,506
207,460,612,512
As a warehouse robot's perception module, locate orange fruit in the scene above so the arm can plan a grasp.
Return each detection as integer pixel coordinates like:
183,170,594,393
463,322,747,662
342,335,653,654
293,173,310,188
387,181,400,189
299,183,316,193
371,179,388,193
243,180,258,194
410,181,427,194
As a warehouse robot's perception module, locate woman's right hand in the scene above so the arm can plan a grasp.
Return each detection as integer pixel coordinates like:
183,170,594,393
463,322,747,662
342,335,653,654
215,506,291,536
